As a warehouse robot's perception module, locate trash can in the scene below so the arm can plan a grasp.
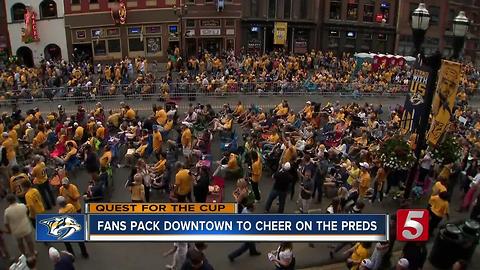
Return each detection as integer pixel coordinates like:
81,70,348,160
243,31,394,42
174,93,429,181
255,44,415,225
459,220,480,261
429,224,464,269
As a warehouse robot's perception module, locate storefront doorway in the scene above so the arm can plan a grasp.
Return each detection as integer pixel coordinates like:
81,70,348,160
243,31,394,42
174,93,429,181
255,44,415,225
200,38,222,56
186,38,197,58
16,46,34,67
44,44,62,61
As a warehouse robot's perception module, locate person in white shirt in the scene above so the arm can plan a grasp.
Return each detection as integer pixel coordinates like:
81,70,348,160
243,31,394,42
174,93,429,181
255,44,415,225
419,151,433,184
3,194,36,257
164,242,188,269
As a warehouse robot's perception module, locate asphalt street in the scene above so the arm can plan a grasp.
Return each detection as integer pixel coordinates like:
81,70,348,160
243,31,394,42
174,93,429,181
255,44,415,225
0,95,478,270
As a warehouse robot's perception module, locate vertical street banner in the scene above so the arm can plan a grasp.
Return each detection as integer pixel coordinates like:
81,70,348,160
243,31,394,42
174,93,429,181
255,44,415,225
400,65,434,134
274,22,288,45
427,60,462,145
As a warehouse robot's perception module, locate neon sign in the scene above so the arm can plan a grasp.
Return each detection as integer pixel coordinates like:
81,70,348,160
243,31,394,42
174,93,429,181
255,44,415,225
22,7,40,44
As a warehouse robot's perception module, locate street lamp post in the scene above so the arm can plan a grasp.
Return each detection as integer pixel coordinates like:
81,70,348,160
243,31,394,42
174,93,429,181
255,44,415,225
411,3,430,55
173,2,188,58
452,11,470,59
403,4,469,200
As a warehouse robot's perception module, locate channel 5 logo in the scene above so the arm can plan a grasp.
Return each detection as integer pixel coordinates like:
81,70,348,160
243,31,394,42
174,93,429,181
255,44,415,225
396,209,429,241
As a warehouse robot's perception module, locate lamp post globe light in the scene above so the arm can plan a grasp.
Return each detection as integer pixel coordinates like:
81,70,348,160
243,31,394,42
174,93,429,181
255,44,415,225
411,3,430,55
452,11,470,59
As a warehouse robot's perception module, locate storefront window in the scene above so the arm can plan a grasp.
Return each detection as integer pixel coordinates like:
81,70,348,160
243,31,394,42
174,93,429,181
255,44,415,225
363,4,374,22
225,19,235,27
328,38,339,48
300,0,308,19
93,40,107,56
347,0,359,21
146,37,162,54
379,2,390,23
108,39,121,53
329,1,341,20
186,20,195,28
129,38,144,52
11,3,26,21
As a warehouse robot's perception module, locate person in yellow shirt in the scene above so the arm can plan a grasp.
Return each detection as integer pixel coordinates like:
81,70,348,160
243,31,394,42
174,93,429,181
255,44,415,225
9,166,30,204
108,111,122,128
100,145,112,170
155,106,167,125
164,118,174,133
429,191,450,235
181,125,193,159
95,122,106,141
129,173,145,203
2,132,16,166
347,162,361,186
233,101,245,117
431,177,448,197
345,242,372,270
125,106,136,121
250,151,262,202
73,123,84,143
276,104,289,117
8,126,18,148
57,196,76,214
23,181,45,225
31,155,55,209
32,124,47,150
151,152,167,175
174,163,192,202
153,127,163,157
212,114,233,132
358,163,371,198
280,140,297,165
59,178,82,213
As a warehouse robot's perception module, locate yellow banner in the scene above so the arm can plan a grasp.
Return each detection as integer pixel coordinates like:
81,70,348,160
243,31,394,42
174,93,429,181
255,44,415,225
427,60,462,145
274,22,288,45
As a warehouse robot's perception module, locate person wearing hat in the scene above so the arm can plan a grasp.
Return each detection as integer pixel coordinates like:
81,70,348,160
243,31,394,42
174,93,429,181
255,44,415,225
95,121,106,141
59,177,82,213
394,258,410,270
56,196,89,258
2,131,16,166
73,122,84,144
265,162,294,213
49,247,75,269
31,155,55,210
345,242,372,270
358,162,371,199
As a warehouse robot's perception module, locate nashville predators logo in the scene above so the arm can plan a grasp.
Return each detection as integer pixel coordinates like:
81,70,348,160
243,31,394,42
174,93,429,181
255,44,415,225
40,216,82,240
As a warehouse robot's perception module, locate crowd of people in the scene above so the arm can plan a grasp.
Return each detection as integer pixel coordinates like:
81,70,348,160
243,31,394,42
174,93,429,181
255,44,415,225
0,79,478,269
2,49,479,101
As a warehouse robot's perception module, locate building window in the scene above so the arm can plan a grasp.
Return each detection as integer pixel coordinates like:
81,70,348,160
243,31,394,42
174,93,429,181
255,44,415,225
225,19,235,27
346,31,357,39
93,40,107,56
362,33,372,40
284,0,291,19
205,0,213,3
201,19,221,27
347,0,359,21
40,0,58,18
128,27,142,35
363,4,374,22
186,0,195,4
186,20,195,28
377,33,387,41
108,39,121,53
429,6,440,26
300,0,308,19
328,30,340,37
268,0,276,19
129,38,144,52
72,0,80,4
378,1,390,23
146,37,162,54
329,1,341,20
92,29,103,38
76,30,86,39
250,0,258,17
90,0,98,3
11,3,26,21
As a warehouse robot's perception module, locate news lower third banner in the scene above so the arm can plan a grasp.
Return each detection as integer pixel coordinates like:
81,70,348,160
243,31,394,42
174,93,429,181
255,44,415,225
36,213,388,242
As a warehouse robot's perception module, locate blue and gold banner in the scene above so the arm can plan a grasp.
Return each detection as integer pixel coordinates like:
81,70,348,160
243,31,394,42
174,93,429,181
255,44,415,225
36,213,388,242
400,65,434,134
